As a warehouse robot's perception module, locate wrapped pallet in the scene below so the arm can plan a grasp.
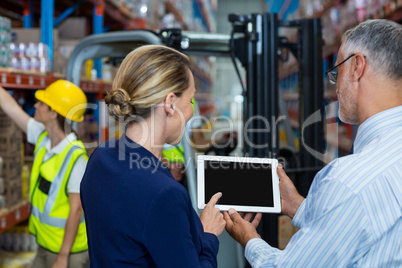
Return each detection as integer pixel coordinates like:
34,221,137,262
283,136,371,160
0,108,22,208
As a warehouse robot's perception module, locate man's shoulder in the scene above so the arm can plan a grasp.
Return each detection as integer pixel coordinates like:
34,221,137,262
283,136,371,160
320,155,358,181
320,145,401,194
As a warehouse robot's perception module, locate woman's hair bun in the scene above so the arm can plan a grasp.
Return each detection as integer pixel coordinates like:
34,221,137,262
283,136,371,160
104,45,191,123
105,88,136,121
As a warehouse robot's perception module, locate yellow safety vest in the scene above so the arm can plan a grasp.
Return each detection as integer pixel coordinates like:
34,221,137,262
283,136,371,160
163,99,197,164
163,146,185,163
29,131,88,253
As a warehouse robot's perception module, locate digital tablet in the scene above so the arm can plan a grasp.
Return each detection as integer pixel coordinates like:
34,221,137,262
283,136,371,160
197,155,281,213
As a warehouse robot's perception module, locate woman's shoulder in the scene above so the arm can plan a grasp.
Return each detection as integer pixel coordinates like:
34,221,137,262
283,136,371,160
88,140,122,161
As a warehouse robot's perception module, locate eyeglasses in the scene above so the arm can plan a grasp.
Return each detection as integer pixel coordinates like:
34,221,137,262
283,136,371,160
325,54,356,84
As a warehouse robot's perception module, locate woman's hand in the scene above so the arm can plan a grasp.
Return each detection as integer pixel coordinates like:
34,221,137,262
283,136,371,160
200,192,226,237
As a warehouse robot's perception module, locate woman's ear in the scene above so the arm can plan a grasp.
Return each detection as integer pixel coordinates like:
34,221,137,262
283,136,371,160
50,110,58,120
164,92,176,116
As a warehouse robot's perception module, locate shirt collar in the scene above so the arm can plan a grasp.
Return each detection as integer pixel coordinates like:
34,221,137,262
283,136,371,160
353,105,402,154
45,133,77,155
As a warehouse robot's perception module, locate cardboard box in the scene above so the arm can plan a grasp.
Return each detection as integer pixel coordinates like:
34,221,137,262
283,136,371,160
278,215,299,250
54,39,81,76
0,109,22,157
2,179,22,208
0,111,14,130
0,131,22,155
0,109,23,208
57,17,87,40
11,28,59,54
0,177,4,194
2,156,22,180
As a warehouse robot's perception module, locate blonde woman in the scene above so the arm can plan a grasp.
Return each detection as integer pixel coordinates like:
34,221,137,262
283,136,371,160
80,45,225,267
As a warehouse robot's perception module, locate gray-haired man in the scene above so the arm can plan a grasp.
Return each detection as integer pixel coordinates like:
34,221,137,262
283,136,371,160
224,19,402,267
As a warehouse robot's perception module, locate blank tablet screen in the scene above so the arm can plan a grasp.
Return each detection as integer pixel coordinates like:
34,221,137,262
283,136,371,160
204,160,273,207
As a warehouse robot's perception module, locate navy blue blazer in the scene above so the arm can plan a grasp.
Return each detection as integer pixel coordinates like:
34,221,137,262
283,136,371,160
81,134,219,267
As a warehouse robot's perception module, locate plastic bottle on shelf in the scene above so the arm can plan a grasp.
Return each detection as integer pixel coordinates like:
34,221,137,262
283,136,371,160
30,57,39,72
10,42,18,57
0,22,6,45
0,45,6,67
16,42,29,71
29,234,38,251
12,231,21,251
5,43,11,67
39,57,50,73
20,229,30,251
38,43,50,73
90,69,97,81
20,55,29,71
0,17,11,67
37,43,49,58
18,43,26,57
102,61,112,82
3,230,13,251
10,56,20,69
0,17,11,64
26,42,38,60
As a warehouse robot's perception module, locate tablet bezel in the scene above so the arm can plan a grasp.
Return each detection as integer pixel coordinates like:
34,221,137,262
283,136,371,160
197,155,281,213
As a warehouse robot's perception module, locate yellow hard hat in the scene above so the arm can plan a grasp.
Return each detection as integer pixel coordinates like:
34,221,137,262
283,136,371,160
35,80,87,122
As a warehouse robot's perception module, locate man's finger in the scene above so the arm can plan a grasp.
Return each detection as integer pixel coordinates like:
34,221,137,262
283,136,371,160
223,211,232,224
223,211,234,232
243,212,253,222
207,192,222,207
277,164,290,182
251,213,262,228
228,208,242,223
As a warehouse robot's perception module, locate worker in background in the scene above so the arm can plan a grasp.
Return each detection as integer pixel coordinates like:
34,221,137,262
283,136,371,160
223,19,402,267
0,80,89,268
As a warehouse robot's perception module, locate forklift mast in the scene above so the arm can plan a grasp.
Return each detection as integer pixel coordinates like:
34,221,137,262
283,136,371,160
228,13,324,246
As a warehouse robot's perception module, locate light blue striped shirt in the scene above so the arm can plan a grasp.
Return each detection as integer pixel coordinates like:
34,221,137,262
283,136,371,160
245,106,402,267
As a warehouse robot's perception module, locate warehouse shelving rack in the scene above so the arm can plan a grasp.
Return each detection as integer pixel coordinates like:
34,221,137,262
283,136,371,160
0,201,29,233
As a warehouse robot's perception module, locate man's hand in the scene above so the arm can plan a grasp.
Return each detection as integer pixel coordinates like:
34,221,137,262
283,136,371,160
223,209,262,247
52,253,68,268
200,193,226,237
278,164,305,218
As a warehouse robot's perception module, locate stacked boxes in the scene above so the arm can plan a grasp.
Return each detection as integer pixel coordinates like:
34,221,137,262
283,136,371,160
0,108,22,208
